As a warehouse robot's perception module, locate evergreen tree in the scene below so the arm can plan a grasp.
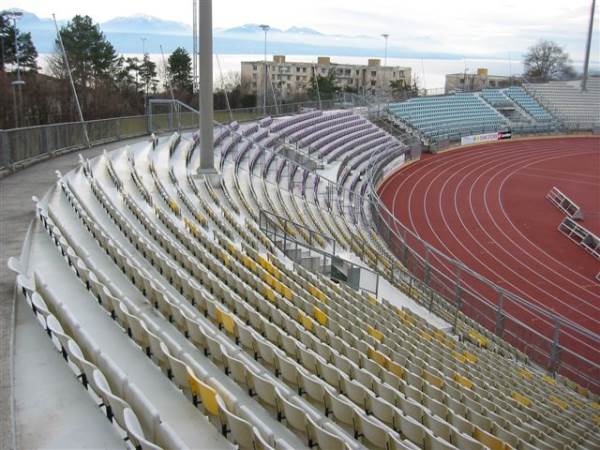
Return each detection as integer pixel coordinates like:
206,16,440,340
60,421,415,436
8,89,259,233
168,47,192,92
307,68,339,100
0,11,38,72
138,53,158,96
52,15,117,87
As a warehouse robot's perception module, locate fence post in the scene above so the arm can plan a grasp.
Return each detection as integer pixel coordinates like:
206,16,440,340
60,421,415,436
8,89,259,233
1,130,11,167
452,280,463,333
423,247,431,287
41,126,50,157
495,290,505,338
549,317,561,374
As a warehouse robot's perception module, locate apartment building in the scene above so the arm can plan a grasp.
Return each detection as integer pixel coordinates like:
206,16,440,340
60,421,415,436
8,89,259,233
445,68,516,94
241,55,412,102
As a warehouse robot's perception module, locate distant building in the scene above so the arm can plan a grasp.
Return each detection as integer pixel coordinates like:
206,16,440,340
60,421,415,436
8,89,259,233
241,55,412,103
445,68,517,94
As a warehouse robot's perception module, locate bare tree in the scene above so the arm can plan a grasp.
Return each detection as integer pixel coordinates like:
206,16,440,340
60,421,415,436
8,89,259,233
523,40,576,82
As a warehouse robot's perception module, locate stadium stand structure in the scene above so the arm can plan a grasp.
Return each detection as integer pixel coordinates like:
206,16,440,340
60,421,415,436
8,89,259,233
8,104,600,450
387,93,509,143
387,79,600,143
525,79,600,130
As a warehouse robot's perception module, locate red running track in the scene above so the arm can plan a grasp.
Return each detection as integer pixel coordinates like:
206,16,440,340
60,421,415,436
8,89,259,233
378,137,600,377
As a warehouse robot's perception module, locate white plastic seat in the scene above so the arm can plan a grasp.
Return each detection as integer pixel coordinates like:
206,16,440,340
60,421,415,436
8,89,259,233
397,413,427,447
318,359,343,392
248,372,279,414
216,395,254,450
255,338,278,370
92,369,130,429
370,396,396,430
278,354,301,389
123,407,163,450
423,412,452,444
300,373,329,409
162,343,192,400
343,378,369,413
306,415,349,450
451,430,486,450
276,389,310,443
30,292,51,329
356,413,390,449
327,392,356,431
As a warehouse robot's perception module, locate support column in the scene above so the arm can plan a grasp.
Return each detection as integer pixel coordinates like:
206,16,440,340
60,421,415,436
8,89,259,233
196,0,219,182
581,0,596,92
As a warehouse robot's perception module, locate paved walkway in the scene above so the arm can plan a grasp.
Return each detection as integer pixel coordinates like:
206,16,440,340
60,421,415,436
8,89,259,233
0,137,147,450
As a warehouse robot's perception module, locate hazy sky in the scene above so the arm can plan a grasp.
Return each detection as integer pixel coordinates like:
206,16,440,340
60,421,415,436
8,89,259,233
3,0,599,60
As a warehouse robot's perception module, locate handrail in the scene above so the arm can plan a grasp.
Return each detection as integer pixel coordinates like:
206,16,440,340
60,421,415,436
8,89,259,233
364,135,600,392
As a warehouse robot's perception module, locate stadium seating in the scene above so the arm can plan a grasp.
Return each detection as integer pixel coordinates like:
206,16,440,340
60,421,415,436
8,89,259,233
503,87,554,122
387,94,509,142
480,89,514,108
525,79,600,129
10,106,600,450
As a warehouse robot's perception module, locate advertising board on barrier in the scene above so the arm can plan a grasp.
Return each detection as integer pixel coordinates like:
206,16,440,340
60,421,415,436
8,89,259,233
461,130,512,145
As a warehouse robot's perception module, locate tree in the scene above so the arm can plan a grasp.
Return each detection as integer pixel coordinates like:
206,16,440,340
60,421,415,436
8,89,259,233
168,47,192,92
0,11,38,72
523,40,576,82
390,79,406,95
390,77,418,99
51,15,118,87
139,53,158,95
307,68,339,100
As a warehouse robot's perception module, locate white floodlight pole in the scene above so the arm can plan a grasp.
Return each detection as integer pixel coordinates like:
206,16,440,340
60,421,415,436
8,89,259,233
192,0,197,93
141,37,147,114
53,13,90,147
381,33,389,66
7,11,24,128
197,0,217,177
581,0,596,92
259,24,270,115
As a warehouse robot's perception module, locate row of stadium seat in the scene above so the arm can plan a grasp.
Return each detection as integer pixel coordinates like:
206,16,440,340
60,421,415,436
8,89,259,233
11,106,600,450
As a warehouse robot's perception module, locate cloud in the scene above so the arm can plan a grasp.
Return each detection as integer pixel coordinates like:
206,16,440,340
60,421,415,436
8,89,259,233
8,0,599,60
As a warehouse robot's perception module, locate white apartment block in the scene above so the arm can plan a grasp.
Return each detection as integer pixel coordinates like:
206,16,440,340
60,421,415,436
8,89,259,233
241,55,412,102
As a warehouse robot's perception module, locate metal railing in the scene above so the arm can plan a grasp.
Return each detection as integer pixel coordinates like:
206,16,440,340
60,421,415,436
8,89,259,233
258,209,380,296
366,145,600,393
0,98,338,171
3,92,598,392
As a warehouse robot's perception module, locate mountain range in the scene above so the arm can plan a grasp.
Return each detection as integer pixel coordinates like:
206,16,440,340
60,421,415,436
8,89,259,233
9,9,460,60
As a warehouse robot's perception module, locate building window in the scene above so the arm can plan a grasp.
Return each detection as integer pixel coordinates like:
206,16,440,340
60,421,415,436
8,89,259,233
356,70,360,75
399,70,404,77
371,80,376,86
251,82,257,87
302,67,307,73
296,67,300,72
490,80,496,87
371,71,377,77
253,65,257,71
